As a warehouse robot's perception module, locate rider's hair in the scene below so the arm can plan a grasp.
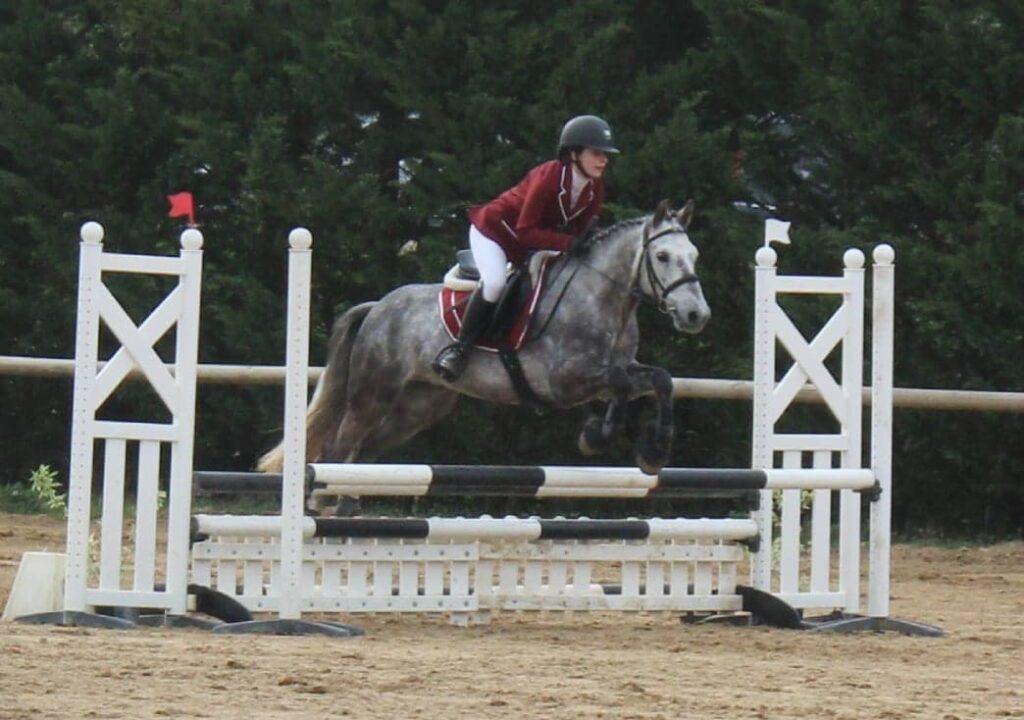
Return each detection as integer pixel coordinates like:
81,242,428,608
558,145,583,163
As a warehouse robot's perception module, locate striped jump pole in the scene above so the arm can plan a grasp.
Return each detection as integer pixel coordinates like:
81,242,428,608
194,465,877,499
308,464,877,494
191,514,760,542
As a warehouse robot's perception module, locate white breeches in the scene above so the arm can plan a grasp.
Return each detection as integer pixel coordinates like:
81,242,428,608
469,225,508,303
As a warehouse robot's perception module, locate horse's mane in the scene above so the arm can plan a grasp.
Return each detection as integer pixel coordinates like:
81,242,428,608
583,202,687,254
589,215,648,246
584,213,670,255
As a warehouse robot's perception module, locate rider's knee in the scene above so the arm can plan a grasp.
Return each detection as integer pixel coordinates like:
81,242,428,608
480,278,504,303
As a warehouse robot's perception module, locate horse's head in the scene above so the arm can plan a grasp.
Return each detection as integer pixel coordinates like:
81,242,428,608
638,199,711,334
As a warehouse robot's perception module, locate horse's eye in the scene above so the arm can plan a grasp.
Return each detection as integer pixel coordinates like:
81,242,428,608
656,251,669,262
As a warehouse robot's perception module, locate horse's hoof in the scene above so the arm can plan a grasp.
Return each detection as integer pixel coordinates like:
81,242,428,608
578,418,608,456
578,432,601,456
636,455,664,476
635,425,671,476
578,433,597,456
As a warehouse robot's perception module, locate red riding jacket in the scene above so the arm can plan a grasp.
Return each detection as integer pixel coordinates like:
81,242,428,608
467,160,604,265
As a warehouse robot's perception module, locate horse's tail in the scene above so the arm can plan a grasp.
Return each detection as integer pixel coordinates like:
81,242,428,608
256,301,376,473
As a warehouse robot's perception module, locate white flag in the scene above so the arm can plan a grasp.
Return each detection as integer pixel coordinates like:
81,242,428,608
764,219,791,247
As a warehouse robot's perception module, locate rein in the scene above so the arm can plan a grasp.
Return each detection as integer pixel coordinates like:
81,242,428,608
530,253,585,339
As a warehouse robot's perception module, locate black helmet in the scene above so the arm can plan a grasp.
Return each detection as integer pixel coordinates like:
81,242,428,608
558,115,620,154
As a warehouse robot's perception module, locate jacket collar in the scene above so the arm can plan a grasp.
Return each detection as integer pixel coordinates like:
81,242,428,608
558,162,595,223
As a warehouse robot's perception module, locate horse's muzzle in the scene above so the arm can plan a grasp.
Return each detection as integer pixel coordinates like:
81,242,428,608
670,304,710,334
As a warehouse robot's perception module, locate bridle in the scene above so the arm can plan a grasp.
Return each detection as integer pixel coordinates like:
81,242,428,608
633,222,701,315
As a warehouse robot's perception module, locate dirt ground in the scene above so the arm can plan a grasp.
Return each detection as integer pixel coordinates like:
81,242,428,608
0,512,1021,720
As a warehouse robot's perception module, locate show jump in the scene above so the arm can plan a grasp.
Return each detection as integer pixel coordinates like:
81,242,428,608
9,219,941,637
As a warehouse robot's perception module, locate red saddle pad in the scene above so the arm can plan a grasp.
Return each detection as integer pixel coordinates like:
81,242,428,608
438,257,555,351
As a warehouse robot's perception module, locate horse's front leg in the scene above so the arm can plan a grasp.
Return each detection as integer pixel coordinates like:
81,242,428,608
623,363,675,475
577,367,632,456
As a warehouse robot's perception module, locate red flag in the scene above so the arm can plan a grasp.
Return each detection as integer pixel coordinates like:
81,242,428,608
167,192,195,226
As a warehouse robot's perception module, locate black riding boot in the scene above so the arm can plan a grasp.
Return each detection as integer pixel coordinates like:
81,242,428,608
432,289,496,381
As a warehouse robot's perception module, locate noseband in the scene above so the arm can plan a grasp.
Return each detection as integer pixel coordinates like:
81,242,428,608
635,224,701,314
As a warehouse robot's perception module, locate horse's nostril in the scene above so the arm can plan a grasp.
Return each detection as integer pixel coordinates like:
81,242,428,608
687,310,700,324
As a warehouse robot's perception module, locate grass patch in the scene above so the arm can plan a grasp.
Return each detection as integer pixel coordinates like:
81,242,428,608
0,483,61,515
0,465,66,516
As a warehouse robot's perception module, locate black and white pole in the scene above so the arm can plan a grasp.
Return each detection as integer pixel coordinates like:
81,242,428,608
191,514,761,543
304,464,876,496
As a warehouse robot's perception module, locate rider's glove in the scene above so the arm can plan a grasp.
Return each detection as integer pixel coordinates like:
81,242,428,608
568,221,597,258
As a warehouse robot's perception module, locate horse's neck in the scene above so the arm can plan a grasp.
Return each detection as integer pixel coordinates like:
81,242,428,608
549,226,645,327
588,227,645,298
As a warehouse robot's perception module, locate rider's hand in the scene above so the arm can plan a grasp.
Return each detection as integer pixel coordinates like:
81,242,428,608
569,221,597,258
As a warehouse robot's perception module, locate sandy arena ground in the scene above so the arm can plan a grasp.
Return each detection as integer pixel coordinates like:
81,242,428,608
0,512,1021,720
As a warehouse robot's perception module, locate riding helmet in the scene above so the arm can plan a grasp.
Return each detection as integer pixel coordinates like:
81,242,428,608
558,115,620,154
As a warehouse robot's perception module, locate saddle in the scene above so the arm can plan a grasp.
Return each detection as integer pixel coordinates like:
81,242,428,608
439,250,558,351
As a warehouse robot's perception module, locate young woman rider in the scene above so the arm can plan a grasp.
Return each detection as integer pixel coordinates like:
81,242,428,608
432,114,619,381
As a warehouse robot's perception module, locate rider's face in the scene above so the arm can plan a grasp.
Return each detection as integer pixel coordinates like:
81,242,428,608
576,148,609,179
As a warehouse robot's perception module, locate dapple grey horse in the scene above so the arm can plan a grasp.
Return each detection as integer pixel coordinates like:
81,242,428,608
259,200,710,475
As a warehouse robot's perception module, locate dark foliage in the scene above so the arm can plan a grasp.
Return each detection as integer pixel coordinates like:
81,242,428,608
1,1,1020,536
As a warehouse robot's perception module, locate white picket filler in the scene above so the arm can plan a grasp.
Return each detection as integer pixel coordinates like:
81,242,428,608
17,222,204,628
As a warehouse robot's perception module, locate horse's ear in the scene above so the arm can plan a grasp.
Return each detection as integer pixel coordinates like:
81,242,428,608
653,199,671,226
677,199,695,230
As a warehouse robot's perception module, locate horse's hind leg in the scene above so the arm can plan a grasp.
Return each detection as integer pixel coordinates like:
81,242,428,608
318,370,396,463
356,382,459,460
316,378,454,461
322,383,458,516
